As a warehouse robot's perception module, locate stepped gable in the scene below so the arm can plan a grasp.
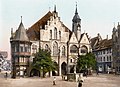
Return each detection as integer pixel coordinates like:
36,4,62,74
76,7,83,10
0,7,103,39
27,11,70,41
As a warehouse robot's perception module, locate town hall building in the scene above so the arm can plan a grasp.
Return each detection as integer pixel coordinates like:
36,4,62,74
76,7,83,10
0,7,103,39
10,5,91,77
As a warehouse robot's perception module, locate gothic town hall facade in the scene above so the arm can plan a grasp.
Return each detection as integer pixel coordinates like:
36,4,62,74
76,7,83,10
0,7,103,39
10,5,91,77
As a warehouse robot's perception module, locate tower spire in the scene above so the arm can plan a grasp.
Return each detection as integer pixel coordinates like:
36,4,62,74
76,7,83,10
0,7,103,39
54,5,56,12
21,16,22,23
75,2,78,14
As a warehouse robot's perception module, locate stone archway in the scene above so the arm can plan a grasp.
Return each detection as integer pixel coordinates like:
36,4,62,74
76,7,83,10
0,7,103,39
52,62,58,76
30,69,40,77
61,62,67,75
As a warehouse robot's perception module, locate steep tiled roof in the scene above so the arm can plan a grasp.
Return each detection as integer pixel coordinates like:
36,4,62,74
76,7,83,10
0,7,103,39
94,39,112,51
91,36,99,48
14,22,29,41
27,11,52,41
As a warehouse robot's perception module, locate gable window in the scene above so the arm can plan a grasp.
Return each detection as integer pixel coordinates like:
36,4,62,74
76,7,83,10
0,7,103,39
59,31,61,40
54,27,57,39
50,30,52,39
53,41,58,56
62,46,65,56
45,44,50,52
70,45,78,53
81,46,88,53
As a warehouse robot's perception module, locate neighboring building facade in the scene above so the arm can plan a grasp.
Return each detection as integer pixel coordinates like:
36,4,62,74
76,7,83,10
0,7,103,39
112,23,120,74
10,5,91,77
91,34,113,73
0,51,11,71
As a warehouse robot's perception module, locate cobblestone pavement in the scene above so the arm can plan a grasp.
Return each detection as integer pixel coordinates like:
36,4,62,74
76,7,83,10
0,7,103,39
0,72,120,87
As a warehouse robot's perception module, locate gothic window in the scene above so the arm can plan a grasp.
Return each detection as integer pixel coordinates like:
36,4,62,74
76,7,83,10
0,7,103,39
70,45,78,53
53,42,58,56
81,46,88,53
59,31,61,40
45,44,50,52
54,27,57,39
50,30,52,39
62,46,65,56
45,44,49,50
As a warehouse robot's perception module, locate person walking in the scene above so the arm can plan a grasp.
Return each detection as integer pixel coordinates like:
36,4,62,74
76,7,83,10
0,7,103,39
53,77,56,85
77,74,83,87
5,72,8,80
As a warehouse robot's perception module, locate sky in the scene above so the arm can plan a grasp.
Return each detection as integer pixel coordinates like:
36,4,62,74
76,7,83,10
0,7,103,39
1,0,120,59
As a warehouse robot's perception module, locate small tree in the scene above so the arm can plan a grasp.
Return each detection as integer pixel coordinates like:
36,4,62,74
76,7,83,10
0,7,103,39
32,49,56,77
77,53,96,73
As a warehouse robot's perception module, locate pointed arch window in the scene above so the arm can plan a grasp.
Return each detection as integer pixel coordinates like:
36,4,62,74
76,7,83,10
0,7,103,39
54,27,57,39
50,30,52,39
62,46,65,56
45,44,49,50
45,44,50,52
70,45,78,53
81,46,88,54
59,31,61,40
53,42,58,56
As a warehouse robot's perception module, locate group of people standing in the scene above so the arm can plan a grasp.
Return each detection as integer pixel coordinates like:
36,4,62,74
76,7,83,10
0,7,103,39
53,74,83,87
